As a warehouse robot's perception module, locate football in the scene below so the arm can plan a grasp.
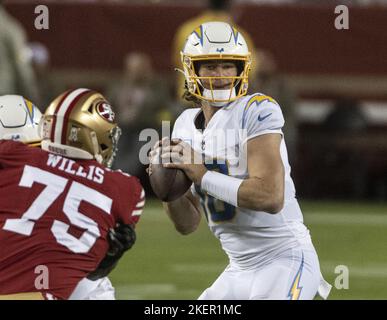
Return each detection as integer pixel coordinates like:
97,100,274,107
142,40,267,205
149,143,192,202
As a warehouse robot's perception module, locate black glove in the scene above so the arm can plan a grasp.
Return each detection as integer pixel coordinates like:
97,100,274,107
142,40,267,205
87,223,136,281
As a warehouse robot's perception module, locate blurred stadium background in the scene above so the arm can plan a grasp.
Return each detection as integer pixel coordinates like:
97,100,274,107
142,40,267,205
2,0,387,299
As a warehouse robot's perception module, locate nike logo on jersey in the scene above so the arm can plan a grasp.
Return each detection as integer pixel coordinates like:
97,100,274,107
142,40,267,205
258,113,272,121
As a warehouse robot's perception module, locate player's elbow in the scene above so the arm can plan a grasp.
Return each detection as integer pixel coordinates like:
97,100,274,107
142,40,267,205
248,187,284,214
264,178,285,214
173,211,201,235
248,197,283,214
174,221,199,235
260,182,284,213
173,213,201,235
264,196,284,214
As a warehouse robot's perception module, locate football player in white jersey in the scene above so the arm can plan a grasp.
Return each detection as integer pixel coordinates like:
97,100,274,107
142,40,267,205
150,21,331,300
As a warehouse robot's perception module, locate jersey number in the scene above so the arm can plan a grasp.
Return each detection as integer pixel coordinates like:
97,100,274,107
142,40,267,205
196,161,236,223
2,165,112,253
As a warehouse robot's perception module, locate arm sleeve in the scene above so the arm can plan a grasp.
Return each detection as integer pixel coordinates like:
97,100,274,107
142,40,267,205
242,99,285,145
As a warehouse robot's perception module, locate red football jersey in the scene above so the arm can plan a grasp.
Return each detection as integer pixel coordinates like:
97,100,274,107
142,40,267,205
0,140,144,299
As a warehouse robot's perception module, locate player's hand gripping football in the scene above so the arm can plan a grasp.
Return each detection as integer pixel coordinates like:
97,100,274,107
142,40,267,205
87,223,136,281
148,137,207,185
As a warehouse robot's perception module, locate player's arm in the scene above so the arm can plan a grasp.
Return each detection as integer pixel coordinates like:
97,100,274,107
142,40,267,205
237,133,284,213
87,223,136,281
165,134,285,214
148,133,202,235
163,188,202,235
88,178,144,280
164,100,285,214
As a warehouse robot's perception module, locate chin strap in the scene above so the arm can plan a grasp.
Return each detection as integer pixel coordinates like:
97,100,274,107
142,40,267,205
174,67,185,77
202,88,236,107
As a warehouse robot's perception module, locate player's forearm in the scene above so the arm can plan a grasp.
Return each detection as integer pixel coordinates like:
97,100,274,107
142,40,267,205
199,170,284,214
238,176,284,213
163,191,201,235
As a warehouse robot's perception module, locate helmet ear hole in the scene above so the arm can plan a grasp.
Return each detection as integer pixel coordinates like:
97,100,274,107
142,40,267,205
87,105,93,114
100,143,108,151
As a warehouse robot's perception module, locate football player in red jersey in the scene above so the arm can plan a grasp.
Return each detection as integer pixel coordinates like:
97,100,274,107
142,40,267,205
0,91,145,300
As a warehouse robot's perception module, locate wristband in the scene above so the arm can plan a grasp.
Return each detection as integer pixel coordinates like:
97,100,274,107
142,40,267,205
200,171,243,207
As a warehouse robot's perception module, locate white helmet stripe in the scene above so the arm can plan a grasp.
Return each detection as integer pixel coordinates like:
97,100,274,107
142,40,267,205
53,88,90,143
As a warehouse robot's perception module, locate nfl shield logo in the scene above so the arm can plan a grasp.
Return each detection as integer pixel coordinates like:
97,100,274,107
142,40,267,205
97,102,115,123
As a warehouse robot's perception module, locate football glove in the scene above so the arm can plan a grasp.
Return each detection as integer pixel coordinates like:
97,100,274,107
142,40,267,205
87,223,136,281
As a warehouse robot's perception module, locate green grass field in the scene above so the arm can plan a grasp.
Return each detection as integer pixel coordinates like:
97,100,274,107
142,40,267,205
109,199,387,300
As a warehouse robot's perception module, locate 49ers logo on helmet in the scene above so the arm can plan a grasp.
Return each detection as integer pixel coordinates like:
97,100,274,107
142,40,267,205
97,102,115,123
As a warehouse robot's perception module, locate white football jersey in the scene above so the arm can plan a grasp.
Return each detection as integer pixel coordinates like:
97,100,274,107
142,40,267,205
172,93,313,269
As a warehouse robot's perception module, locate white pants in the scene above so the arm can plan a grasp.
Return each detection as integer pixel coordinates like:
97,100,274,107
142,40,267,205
69,277,115,300
198,246,330,300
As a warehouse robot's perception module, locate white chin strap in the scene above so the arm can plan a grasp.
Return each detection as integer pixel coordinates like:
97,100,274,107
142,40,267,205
202,88,236,107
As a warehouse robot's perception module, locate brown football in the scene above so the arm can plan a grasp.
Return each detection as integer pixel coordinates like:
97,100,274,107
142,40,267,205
149,147,192,202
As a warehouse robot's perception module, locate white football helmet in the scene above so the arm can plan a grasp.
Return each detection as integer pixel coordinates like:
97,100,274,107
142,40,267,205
39,88,121,168
181,21,251,106
0,95,42,146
